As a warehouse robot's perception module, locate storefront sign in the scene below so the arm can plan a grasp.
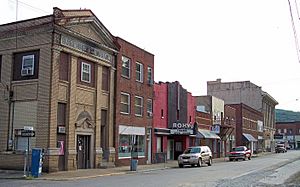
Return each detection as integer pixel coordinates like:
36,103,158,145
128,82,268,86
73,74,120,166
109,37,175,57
170,122,194,135
61,35,113,63
211,125,220,134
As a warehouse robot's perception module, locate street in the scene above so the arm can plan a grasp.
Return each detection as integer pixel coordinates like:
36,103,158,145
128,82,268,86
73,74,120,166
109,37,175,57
1,150,300,187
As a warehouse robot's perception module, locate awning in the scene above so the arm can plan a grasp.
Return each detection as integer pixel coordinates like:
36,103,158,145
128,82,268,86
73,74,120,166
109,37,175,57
196,130,220,139
243,133,258,142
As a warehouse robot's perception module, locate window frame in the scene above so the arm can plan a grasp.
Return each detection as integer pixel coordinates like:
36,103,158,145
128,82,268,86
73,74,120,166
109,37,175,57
120,92,130,114
147,99,153,117
147,66,153,85
21,54,35,76
102,66,110,91
121,56,131,79
81,62,91,83
136,62,143,83
135,96,143,117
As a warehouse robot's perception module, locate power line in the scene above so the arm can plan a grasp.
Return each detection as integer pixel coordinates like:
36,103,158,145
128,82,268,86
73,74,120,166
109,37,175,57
8,0,50,15
288,0,300,63
294,0,300,19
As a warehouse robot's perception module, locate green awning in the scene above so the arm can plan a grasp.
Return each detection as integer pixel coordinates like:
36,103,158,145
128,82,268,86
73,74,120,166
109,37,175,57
196,130,220,139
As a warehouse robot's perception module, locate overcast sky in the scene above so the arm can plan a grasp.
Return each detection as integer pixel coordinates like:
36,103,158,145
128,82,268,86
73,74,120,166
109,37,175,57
1,0,300,112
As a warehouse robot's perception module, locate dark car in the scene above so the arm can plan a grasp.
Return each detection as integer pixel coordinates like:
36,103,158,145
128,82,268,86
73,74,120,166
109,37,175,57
228,146,251,161
275,144,287,153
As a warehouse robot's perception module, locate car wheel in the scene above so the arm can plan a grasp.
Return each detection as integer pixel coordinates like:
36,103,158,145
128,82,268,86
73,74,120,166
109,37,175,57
197,158,202,167
248,155,251,160
207,158,212,166
179,164,183,168
229,158,233,162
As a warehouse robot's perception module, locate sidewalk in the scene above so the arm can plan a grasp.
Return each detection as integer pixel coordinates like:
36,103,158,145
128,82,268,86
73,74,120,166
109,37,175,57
0,153,267,181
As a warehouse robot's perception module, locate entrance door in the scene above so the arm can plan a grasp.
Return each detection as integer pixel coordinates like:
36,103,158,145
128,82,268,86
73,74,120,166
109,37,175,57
77,135,90,169
174,141,183,160
167,139,174,160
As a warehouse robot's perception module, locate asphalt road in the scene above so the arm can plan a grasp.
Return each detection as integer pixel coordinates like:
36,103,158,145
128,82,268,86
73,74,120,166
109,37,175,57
2,150,300,187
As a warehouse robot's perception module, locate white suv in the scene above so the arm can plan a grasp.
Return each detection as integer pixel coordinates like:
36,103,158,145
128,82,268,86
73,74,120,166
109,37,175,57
178,146,213,168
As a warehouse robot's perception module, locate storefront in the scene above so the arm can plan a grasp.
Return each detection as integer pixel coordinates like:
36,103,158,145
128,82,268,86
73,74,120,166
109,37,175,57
242,133,258,154
195,129,221,158
118,125,146,160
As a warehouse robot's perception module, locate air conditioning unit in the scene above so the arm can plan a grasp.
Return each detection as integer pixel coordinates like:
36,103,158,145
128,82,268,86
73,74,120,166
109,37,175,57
147,112,153,117
21,68,34,76
57,126,66,134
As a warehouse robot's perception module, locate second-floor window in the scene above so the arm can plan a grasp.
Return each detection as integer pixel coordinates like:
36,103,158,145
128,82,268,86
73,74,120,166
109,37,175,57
147,67,153,85
136,62,143,82
102,66,110,91
121,92,130,114
81,62,91,83
147,99,153,117
21,55,34,76
135,96,143,116
122,56,130,78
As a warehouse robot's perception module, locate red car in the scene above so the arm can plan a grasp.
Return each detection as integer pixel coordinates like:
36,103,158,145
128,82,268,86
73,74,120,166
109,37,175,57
228,146,251,161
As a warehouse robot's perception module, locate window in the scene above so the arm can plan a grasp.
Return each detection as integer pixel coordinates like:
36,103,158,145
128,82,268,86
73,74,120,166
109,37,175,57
135,96,143,116
121,92,130,114
59,52,69,81
298,129,300,134
156,137,163,153
21,55,34,76
136,62,143,82
81,62,91,83
147,99,153,117
278,129,281,134
118,134,145,158
101,110,108,149
121,56,130,78
57,103,66,126
147,67,153,85
284,129,287,133
102,66,110,91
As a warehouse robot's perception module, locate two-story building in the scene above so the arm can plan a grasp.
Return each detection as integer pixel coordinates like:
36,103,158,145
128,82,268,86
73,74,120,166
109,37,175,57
0,8,120,172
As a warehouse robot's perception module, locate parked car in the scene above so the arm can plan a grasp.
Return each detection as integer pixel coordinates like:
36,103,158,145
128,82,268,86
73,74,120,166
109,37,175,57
178,146,212,168
275,144,287,153
228,146,251,161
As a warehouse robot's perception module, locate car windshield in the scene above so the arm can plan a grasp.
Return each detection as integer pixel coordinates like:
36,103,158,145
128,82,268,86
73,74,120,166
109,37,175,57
184,147,201,154
232,147,244,151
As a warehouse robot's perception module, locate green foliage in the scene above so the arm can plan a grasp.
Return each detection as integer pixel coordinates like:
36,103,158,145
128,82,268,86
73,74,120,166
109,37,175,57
276,109,300,122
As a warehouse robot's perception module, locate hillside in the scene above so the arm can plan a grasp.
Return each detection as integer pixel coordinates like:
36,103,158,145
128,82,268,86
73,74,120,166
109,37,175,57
275,109,300,122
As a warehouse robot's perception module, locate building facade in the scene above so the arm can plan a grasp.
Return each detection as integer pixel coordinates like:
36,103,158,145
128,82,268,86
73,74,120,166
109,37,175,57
152,81,196,162
207,79,278,152
275,121,300,149
229,104,264,153
114,37,154,166
0,8,120,172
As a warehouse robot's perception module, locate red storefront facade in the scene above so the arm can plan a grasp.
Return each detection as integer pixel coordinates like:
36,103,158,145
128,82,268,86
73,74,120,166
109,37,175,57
152,81,196,162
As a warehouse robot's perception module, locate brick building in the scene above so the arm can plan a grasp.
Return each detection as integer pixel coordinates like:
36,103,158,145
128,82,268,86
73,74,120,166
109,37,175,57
207,79,278,152
275,121,300,149
114,37,154,166
0,7,154,172
152,81,196,162
229,104,264,153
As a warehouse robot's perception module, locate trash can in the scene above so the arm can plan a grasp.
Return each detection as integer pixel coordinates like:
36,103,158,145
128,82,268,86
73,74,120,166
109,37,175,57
130,159,138,171
31,148,43,177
